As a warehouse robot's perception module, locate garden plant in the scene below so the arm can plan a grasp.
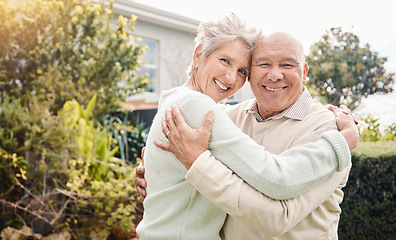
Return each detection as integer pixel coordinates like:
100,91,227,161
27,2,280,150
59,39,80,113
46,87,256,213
0,0,148,238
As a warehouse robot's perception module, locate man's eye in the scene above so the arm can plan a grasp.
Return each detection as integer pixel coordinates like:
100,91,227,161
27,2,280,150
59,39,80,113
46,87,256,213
257,63,269,67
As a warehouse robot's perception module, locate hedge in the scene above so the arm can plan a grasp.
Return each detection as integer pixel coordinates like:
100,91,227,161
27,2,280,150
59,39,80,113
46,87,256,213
338,141,396,239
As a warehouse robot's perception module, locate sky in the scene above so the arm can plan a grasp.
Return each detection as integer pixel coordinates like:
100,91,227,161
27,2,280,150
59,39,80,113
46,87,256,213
133,0,396,75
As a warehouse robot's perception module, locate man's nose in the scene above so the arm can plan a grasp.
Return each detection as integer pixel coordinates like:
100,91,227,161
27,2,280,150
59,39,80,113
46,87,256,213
267,66,283,81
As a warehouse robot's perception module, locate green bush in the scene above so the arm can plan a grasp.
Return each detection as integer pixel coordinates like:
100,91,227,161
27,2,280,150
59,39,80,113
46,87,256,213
60,96,140,235
0,96,142,237
0,94,70,203
0,0,148,118
358,115,396,142
100,112,149,165
0,0,147,237
339,141,396,240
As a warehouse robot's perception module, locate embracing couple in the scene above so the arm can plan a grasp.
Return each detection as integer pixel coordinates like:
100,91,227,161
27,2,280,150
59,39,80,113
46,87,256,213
135,13,359,240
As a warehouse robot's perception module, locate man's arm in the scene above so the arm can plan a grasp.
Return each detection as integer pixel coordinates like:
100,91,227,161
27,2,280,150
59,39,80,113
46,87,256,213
135,148,146,202
134,144,350,234
135,146,352,234
154,104,353,199
185,151,350,235
135,106,358,201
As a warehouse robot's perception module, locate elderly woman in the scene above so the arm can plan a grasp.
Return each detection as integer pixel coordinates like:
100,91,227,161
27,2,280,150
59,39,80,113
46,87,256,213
136,14,356,240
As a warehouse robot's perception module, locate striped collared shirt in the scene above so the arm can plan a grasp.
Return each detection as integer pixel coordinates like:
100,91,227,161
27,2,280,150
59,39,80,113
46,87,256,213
248,87,313,122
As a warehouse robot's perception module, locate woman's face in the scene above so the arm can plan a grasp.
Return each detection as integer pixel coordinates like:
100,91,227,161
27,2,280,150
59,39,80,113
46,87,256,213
193,38,251,103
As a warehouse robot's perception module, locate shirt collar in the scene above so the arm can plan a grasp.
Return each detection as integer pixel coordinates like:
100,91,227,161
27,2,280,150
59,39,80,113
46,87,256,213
247,87,313,122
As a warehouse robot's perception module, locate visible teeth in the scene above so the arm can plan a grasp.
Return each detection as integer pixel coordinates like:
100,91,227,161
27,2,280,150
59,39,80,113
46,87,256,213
215,79,228,90
265,86,283,91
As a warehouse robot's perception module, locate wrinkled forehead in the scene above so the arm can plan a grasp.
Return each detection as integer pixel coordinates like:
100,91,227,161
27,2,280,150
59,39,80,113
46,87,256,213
253,36,304,62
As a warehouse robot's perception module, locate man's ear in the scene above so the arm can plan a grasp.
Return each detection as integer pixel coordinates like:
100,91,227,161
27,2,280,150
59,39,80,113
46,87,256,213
303,62,309,84
193,45,203,67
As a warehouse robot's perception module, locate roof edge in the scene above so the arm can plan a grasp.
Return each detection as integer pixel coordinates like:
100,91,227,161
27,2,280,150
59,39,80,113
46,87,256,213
113,0,200,34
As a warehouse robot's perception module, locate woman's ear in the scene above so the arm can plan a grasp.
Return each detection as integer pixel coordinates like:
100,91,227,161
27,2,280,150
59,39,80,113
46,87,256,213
193,45,202,67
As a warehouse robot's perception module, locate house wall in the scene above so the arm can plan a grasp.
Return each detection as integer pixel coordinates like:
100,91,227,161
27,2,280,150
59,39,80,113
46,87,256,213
113,0,198,108
113,0,255,111
133,20,196,95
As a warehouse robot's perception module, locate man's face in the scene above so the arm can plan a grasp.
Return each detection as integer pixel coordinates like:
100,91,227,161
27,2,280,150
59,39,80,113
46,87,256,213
249,36,308,118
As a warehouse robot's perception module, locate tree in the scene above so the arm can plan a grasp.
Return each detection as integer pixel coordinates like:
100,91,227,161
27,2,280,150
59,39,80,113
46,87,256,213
306,27,394,109
0,0,148,117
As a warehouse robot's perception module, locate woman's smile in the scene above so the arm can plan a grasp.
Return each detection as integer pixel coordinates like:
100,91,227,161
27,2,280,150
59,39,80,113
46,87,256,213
214,79,229,91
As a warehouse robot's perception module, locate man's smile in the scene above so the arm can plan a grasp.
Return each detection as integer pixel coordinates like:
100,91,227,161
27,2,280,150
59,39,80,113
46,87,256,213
264,86,287,92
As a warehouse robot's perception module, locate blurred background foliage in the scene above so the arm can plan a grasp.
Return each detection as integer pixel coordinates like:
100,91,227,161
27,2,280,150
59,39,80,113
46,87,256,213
307,30,395,239
0,0,148,238
340,141,396,240
306,27,394,110
100,112,149,165
0,0,148,118
358,115,396,142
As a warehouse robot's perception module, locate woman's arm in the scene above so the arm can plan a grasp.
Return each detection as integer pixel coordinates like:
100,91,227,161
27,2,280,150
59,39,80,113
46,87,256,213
185,151,350,235
154,95,353,200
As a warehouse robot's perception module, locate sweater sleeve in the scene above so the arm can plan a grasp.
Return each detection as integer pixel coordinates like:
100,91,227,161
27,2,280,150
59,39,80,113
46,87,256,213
179,94,351,200
185,150,350,235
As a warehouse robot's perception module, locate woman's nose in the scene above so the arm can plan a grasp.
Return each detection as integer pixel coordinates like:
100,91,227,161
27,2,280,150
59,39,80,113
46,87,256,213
225,69,238,85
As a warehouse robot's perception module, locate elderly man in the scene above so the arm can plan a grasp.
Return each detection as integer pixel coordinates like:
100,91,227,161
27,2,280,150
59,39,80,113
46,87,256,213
136,32,357,239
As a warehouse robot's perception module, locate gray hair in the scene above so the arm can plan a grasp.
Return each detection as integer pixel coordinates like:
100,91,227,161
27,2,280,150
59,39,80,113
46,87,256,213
186,13,262,77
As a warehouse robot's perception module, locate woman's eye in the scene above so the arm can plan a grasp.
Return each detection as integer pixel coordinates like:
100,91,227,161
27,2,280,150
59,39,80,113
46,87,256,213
220,58,230,64
239,69,247,76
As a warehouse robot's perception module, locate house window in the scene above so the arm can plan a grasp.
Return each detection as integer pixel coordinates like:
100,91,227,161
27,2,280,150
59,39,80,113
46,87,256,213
139,38,158,92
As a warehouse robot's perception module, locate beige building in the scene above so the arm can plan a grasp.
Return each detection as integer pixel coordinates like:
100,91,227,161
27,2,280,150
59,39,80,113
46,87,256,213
114,0,199,110
115,0,254,112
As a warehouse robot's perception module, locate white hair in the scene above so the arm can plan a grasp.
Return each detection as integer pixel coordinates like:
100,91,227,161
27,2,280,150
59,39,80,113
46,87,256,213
186,13,262,77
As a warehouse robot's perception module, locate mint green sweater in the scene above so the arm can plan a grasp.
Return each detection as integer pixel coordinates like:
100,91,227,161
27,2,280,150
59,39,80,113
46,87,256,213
136,87,351,240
